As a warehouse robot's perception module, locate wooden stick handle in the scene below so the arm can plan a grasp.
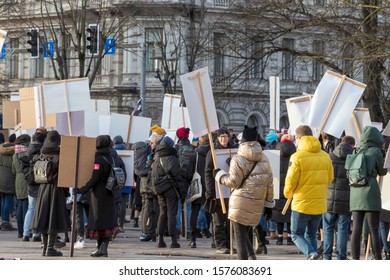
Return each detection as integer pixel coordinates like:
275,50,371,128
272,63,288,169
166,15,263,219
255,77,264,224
282,198,291,215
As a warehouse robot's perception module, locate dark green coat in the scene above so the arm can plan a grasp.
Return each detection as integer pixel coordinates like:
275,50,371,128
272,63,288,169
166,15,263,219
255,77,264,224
12,152,28,200
350,126,388,212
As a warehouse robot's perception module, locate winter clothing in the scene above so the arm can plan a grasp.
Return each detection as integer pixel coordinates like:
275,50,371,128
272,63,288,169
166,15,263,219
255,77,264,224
150,124,166,136
266,130,278,143
0,142,16,195
241,125,258,143
176,127,190,139
113,135,124,145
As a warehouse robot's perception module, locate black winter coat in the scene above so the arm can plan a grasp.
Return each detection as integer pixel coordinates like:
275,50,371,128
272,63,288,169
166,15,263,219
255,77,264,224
79,148,116,231
192,142,210,204
326,143,354,215
26,141,43,198
272,141,296,223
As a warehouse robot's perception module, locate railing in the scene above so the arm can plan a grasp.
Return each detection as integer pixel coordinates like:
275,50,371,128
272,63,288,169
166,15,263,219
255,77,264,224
214,0,231,7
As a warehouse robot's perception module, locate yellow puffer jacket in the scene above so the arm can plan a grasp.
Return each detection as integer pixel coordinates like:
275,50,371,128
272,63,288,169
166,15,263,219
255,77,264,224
215,141,274,226
284,136,333,215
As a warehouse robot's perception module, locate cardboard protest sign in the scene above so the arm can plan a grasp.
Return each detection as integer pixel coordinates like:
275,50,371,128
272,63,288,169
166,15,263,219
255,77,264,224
161,94,182,129
42,77,92,114
344,108,371,146
0,29,6,52
270,76,280,131
180,67,219,138
116,150,134,187
58,136,96,188
91,99,110,115
380,171,390,211
2,101,20,129
56,111,100,137
306,70,366,138
19,87,56,129
109,113,151,145
214,149,238,199
285,95,312,135
263,150,280,199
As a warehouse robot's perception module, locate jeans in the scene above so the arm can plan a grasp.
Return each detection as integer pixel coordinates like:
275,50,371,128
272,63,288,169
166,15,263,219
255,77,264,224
23,195,40,237
379,221,390,253
291,210,322,258
1,193,15,223
232,221,255,260
322,212,351,260
176,200,191,233
16,198,28,236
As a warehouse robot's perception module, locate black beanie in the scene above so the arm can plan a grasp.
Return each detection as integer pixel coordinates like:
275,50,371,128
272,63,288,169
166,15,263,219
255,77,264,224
8,133,16,143
15,134,31,146
241,125,258,143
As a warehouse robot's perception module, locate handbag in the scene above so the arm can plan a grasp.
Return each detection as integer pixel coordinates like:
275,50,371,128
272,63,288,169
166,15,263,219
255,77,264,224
187,152,202,203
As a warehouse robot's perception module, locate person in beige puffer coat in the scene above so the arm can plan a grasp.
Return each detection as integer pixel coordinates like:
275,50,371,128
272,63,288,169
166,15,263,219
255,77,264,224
214,125,275,260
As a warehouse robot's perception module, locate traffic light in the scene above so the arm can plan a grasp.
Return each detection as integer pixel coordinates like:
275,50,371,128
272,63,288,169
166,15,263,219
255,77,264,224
27,28,39,58
86,24,99,55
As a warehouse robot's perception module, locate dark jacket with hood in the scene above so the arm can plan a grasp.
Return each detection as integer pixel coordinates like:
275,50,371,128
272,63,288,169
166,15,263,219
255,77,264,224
0,142,16,194
350,126,388,212
193,141,210,204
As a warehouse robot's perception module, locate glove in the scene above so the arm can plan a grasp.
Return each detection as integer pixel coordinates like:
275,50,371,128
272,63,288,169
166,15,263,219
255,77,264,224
264,207,273,220
212,168,221,178
147,153,153,161
226,157,231,166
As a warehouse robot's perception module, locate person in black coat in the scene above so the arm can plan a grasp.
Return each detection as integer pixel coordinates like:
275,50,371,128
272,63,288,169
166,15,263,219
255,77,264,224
76,135,117,257
32,130,71,257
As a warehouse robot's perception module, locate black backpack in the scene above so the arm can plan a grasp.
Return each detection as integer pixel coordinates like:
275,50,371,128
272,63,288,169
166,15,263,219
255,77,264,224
177,144,196,183
102,156,126,193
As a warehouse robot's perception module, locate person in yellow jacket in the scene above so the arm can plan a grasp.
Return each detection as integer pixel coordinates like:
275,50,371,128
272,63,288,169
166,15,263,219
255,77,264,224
284,125,334,260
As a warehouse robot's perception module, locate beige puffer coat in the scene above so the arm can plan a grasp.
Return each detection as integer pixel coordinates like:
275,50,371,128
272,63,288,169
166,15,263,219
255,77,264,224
215,141,274,226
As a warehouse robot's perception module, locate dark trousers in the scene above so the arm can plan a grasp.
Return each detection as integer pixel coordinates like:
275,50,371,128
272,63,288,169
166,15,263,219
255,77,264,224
351,211,382,260
233,221,255,260
141,195,159,235
119,193,130,227
76,202,89,238
212,202,230,249
157,187,178,236
190,203,201,238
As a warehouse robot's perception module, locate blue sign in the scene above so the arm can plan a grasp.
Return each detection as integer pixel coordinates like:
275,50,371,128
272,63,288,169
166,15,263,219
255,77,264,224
44,42,54,58
0,44,6,59
104,38,116,54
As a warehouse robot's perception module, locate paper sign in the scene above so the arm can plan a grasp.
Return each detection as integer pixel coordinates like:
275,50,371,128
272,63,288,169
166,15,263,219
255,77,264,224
270,76,280,131
109,113,151,144
42,78,92,114
285,95,312,135
214,149,238,199
263,150,280,200
58,136,96,188
116,150,134,186
91,99,110,115
99,115,111,135
384,147,390,169
380,172,390,210
383,121,390,136
2,101,20,129
161,94,182,129
344,108,371,146
306,70,366,138
180,67,219,137
0,29,6,52
56,111,100,137
371,122,383,132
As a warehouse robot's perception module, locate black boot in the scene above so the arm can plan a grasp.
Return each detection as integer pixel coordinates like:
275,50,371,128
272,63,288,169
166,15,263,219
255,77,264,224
255,225,267,254
91,238,103,257
91,238,108,257
276,236,283,245
133,218,139,228
188,232,197,248
286,236,294,245
170,235,180,248
157,235,166,248
46,234,63,256
41,234,48,256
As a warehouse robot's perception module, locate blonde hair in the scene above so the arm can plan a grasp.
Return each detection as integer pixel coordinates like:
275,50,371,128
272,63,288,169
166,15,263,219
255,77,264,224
149,133,164,144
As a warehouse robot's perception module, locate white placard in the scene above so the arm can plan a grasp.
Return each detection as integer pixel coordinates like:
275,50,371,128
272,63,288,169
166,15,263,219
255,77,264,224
270,76,280,131
384,147,390,169
56,111,100,137
383,121,390,136
42,78,92,114
263,150,280,200
99,115,111,135
380,172,390,211
214,149,238,199
344,108,371,146
306,70,366,138
91,99,110,115
371,122,383,132
109,113,151,144
286,95,312,135
180,67,219,138
116,150,134,187
161,94,182,129
0,29,6,52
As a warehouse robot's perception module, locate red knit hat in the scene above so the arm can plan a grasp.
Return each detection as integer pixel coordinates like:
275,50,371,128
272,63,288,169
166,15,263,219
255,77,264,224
176,127,190,139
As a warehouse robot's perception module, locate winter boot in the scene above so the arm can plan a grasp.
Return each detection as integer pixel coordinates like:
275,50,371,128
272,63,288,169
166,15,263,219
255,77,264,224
91,238,108,257
276,236,283,245
90,238,103,256
46,234,63,256
157,235,166,248
133,218,139,228
385,251,390,260
170,235,180,248
41,234,48,256
286,236,294,245
255,225,268,254
188,233,197,248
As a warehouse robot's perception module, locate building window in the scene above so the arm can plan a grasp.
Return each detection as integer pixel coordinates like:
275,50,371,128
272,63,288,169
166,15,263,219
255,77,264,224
282,38,294,80
343,43,354,78
214,0,230,7
214,33,225,76
250,41,263,79
313,40,324,81
314,0,325,5
145,28,163,72
9,38,19,79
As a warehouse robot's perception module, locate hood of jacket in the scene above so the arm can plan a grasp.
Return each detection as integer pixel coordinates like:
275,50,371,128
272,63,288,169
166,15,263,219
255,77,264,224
297,136,321,153
155,140,177,158
0,143,15,156
332,143,354,160
237,141,263,162
360,126,384,149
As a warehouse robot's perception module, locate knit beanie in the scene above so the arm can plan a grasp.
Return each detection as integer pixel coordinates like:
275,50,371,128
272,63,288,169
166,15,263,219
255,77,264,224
266,130,279,143
241,125,258,143
113,135,124,145
216,128,229,137
15,134,31,146
176,127,190,139
150,124,166,136
8,133,16,143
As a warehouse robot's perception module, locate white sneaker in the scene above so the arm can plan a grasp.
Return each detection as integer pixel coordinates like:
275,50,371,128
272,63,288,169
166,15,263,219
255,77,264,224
74,239,85,249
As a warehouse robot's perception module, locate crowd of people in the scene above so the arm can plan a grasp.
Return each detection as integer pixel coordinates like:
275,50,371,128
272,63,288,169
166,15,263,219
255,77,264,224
0,123,389,260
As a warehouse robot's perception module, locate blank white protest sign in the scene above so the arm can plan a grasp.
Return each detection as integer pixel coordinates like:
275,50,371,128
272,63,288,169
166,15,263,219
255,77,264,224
344,108,372,146
109,113,151,144
161,94,182,129
285,95,312,135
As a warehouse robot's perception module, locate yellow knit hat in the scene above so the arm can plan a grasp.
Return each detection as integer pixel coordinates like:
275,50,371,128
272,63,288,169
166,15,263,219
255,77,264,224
150,124,166,136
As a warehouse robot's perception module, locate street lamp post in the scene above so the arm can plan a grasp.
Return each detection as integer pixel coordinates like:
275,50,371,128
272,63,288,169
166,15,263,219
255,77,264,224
153,56,177,94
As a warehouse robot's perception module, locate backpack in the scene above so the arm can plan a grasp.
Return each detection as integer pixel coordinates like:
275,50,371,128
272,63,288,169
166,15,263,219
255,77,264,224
33,155,57,184
177,144,196,183
102,156,126,193
345,147,370,187
133,141,150,177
